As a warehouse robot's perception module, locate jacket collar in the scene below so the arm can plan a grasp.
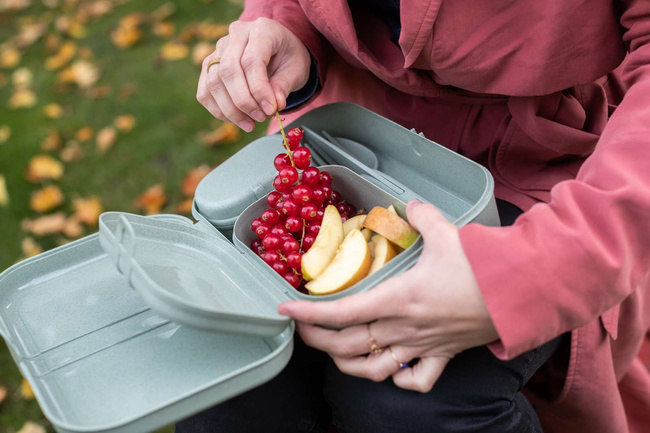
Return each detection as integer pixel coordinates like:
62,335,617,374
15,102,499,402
399,0,442,67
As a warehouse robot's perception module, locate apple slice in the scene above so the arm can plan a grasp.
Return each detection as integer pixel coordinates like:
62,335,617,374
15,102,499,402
306,229,371,295
343,214,366,237
363,206,419,249
301,205,344,280
368,234,398,275
361,228,372,241
387,204,397,214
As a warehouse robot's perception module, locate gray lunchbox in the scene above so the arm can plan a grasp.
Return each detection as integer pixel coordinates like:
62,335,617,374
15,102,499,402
0,103,500,433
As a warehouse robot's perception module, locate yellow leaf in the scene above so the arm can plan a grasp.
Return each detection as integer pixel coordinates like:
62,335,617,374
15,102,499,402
160,42,189,61
67,20,87,39
73,197,103,226
119,13,144,29
21,378,34,399
8,88,37,109
26,155,64,182
43,103,64,119
58,60,99,89
0,174,9,207
44,34,60,52
0,45,21,68
75,126,94,142
151,2,175,22
21,213,66,236
182,164,211,197
192,42,213,65
41,129,62,151
21,237,42,258
111,26,142,49
87,85,112,99
1,0,32,11
96,126,117,154
63,216,83,239
197,21,229,41
45,40,76,70
114,114,135,132
200,122,240,147
30,185,64,213
135,184,166,215
153,21,175,38
60,140,83,162
0,125,10,143
78,47,94,60
12,67,32,88
176,198,193,215
17,421,46,433
15,20,47,48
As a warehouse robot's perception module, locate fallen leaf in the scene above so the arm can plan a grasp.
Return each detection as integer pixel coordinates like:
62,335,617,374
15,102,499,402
119,13,144,29
176,198,193,215
151,2,175,22
114,114,136,132
96,126,116,154
117,83,136,101
75,126,93,142
0,174,9,207
78,46,94,60
111,15,143,49
135,184,166,215
30,185,64,212
15,20,47,48
58,60,99,88
26,155,64,182
60,140,83,162
200,122,240,146
197,21,229,41
45,40,76,70
160,42,189,61
0,45,21,68
153,21,175,38
178,23,199,43
8,88,37,109
17,421,45,433
0,0,32,11
0,125,10,143
12,67,32,88
182,164,211,196
87,85,112,99
21,213,66,236
63,216,83,238
78,0,112,19
73,197,102,225
20,378,34,399
43,103,63,119
67,20,87,39
44,34,60,52
0,386,7,403
192,42,213,65
41,129,62,151
21,237,42,258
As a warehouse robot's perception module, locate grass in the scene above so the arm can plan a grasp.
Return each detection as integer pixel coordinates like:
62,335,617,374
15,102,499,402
0,1,267,431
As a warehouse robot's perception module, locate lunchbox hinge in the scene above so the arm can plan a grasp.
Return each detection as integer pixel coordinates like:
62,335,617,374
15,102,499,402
114,215,137,285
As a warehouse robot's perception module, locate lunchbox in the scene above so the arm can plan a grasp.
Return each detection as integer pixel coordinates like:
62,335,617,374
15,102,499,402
0,103,500,433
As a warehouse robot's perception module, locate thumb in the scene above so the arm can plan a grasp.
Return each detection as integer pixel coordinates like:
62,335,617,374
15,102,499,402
406,200,451,245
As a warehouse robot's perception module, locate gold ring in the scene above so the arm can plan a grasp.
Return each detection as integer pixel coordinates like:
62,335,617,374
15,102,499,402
207,56,221,72
388,347,408,370
367,324,383,355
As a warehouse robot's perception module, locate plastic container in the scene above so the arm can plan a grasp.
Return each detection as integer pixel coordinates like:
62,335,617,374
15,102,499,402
0,102,500,433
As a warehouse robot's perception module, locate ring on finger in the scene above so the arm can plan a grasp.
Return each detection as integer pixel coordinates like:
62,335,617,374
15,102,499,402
388,347,408,370
207,56,221,72
367,323,383,355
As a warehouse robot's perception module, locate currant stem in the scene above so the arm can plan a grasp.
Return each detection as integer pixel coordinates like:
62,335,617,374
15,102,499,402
299,220,306,250
274,112,297,169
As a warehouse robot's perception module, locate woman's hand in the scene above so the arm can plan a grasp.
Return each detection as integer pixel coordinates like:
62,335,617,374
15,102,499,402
197,18,311,132
278,201,499,393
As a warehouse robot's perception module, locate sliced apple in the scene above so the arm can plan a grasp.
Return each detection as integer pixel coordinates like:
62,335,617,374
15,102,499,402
361,228,372,241
387,204,397,214
343,214,366,237
301,205,344,280
306,229,371,295
363,206,419,250
368,234,398,275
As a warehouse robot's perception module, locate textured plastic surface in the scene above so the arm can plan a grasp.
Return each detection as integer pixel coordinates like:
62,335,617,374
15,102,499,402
0,214,293,433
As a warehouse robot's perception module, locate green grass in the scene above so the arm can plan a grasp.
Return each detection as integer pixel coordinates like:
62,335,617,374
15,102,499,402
0,1,266,431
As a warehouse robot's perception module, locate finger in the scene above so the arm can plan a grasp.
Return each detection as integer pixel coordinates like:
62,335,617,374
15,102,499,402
241,28,279,116
278,273,411,328
332,346,421,383
218,24,266,122
392,355,450,393
198,52,225,120
406,201,453,245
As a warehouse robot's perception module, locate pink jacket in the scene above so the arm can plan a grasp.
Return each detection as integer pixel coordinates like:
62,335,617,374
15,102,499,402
241,1,650,432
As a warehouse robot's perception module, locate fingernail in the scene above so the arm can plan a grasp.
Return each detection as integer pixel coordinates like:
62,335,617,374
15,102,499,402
261,100,275,116
239,120,254,132
407,200,422,210
251,110,266,122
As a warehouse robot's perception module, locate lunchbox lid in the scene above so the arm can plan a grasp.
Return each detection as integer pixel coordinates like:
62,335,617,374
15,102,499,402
98,212,292,337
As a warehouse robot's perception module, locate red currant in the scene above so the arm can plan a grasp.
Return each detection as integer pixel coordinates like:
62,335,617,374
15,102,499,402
281,192,292,202
336,202,350,216
331,190,342,203
311,187,326,205
267,191,282,208
273,175,291,192
292,185,313,203
270,224,288,236
274,153,291,171
271,261,288,275
251,217,263,232
302,234,316,251
281,237,300,254
250,239,264,255
281,198,301,217
301,167,320,187
301,203,319,221
292,147,312,169
347,204,357,216
308,222,321,235
255,223,271,239
262,234,281,251
320,185,332,200
340,215,349,223
262,250,279,264
285,216,303,232
261,208,281,225
316,209,324,220
286,127,304,150
279,167,299,185
319,171,332,186
286,251,302,269
283,272,301,288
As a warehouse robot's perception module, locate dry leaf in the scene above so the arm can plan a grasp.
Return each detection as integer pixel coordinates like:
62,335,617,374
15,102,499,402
17,421,45,433
0,174,9,207
119,13,144,29
45,40,76,70
192,42,213,65
0,386,7,404
96,126,116,154
41,129,62,151
135,184,166,215
176,198,193,215
21,378,34,399
0,0,32,11
87,85,112,99
73,197,102,225
44,34,61,52
58,60,99,88
111,15,143,49
197,21,229,41
8,88,37,109
60,140,83,162
153,21,175,38
160,42,189,61
182,164,211,196
21,237,42,258
12,67,32,88
43,103,63,119
78,46,94,60
151,2,175,22
0,45,21,68
114,114,135,132
200,122,240,146
75,126,94,142
178,23,199,43
0,125,10,143
79,0,112,19
22,213,66,236
117,83,136,101
67,20,87,39
63,216,83,238
15,20,47,47
30,185,64,212
26,155,64,182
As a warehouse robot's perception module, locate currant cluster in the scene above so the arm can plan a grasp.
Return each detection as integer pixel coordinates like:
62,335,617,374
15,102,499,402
249,126,357,291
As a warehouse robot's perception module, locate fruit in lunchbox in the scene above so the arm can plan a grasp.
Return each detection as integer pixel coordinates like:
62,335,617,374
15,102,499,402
368,234,398,275
305,229,371,295
361,228,372,241
363,206,419,249
343,214,366,236
301,205,344,281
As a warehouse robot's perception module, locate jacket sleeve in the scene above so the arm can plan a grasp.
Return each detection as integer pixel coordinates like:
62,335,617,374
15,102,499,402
458,0,650,360
240,0,330,86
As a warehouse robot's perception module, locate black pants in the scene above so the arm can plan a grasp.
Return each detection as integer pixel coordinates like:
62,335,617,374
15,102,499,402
176,200,565,433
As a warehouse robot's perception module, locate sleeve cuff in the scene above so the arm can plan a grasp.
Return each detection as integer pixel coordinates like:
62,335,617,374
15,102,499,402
283,54,320,111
